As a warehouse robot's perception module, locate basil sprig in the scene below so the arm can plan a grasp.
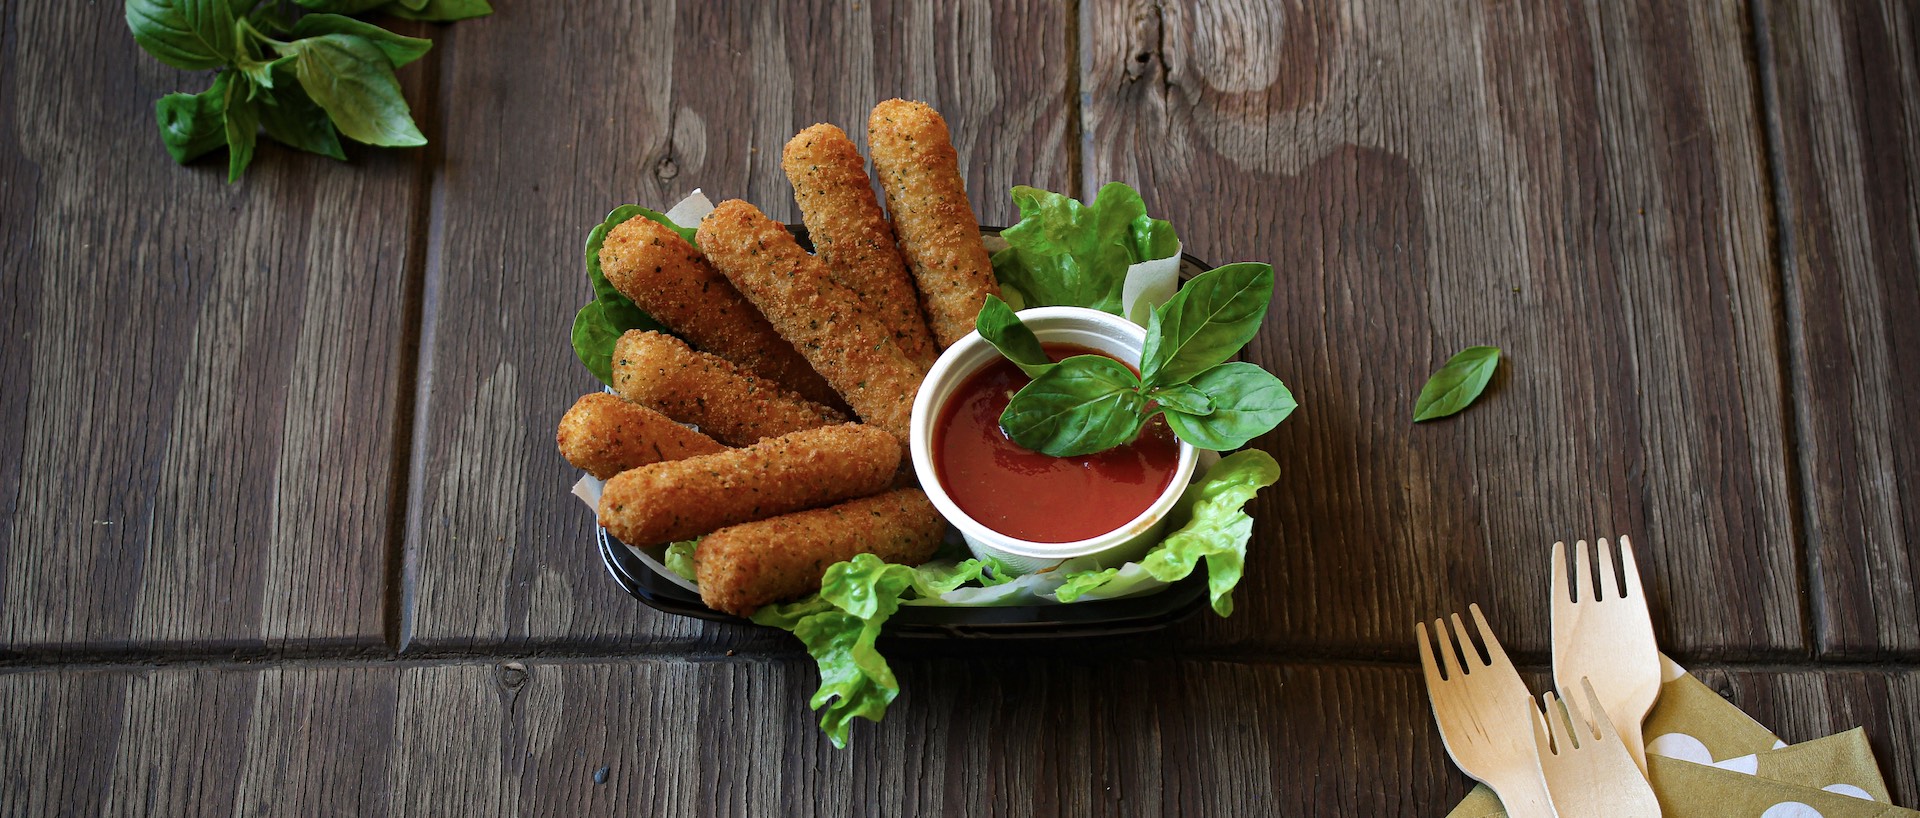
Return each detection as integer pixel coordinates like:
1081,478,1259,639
975,263,1297,457
126,0,489,182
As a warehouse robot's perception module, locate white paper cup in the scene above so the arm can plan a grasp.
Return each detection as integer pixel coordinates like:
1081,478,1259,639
909,307,1199,575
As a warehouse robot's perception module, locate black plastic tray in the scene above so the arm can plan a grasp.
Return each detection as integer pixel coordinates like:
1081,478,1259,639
592,222,1220,638
597,528,1210,639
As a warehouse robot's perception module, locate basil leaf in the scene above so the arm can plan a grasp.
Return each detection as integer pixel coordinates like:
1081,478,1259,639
1150,382,1213,416
291,14,432,67
1413,345,1501,421
154,73,231,164
988,182,1178,313
126,0,236,70
571,206,677,385
1164,362,1295,451
385,0,493,21
292,0,389,13
221,75,259,183
279,34,426,147
973,296,1054,378
396,0,429,10
1139,262,1273,388
257,70,345,160
999,355,1147,457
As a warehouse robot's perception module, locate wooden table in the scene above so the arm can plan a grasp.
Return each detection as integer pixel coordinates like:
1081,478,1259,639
3,1,1916,813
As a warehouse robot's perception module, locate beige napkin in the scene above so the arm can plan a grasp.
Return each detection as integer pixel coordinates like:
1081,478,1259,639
1445,656,1911,817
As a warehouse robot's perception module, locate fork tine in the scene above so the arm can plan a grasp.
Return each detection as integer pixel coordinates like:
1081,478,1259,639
1450,613,1480,668
1545,690,1574,752
1469,604,1511,668
1416,621,1444,687
1619,534,1644,599
1598,537,1621,600
1578,676,1616,741
1552,540,1569,603
1530,693,1555,757
1433,618,1464,679
1574,539,1593,602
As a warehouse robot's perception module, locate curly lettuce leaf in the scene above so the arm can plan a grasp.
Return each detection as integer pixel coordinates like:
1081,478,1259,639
663,540,698,582
989,182,1178,313
1053,567,1120,602
751,555,918,748
570,206,685,385
1138,449,1279,616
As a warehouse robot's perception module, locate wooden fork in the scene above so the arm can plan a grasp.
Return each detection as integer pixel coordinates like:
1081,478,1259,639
1551,536,1663,776
1530,677,1663,817
1416,604,1554,818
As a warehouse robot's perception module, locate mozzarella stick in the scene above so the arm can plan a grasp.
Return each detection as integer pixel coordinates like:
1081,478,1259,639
867,98,1001,347
599,216,842,408
611,330,842,447
556,393,728,480
695,488,946,616
597,423,900,548
697,200,926,448
783,124,938,368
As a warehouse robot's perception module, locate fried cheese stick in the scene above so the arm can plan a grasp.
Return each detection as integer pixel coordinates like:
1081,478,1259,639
611,330,842,447
697,200,926,448
599,216,842,408
783,124,938,368
867,98,1002,347
556,393,728,480
695,488,945,616
597,423,900,548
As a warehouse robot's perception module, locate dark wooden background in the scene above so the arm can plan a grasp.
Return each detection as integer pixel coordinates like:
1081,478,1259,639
3,0,1917,813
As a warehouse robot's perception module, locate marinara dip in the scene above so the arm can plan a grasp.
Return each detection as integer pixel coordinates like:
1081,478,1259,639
932,344,1181,543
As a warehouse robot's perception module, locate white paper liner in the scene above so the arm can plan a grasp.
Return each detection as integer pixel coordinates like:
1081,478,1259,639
663,189,714,229
1119,240,1183,326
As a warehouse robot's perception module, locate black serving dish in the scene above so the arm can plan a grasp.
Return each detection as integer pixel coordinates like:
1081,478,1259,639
591,223,1222,638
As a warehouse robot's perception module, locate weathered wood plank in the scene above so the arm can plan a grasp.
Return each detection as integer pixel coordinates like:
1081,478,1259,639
1083,0,1797,656
406,1,1075,649
0,658,1466,815
0,8,429,650
1762,0,1920,656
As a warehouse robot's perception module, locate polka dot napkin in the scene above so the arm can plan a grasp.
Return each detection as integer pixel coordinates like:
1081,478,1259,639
1446,656,1913,817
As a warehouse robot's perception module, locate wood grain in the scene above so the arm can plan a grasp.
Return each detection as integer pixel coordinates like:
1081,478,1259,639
405,0,1075,649
0,8,428,651
1083,0,1798,657
1762,0,1920,656
0,658,1467,815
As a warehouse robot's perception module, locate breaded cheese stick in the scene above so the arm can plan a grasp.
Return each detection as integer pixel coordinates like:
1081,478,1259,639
867,98,1002,347
599,216,842,408
611,330,842,447
697,200,926,448
783,124,938,368
695,488,945,616
556,393,728,480
597,423,900,548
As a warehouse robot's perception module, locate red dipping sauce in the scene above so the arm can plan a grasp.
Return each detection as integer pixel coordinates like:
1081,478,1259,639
933,344,1181,543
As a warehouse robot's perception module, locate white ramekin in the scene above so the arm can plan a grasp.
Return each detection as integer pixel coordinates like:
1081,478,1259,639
909,307,1199,575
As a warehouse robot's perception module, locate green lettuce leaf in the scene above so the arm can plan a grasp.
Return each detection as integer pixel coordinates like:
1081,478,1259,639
989,182,1177,313
1053,567,1120,602
570,205,682,385
663,540,698,582
1138,449,1280,616
751,554,918,748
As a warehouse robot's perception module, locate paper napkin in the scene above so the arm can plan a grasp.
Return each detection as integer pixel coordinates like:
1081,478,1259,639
1444,656,1911,817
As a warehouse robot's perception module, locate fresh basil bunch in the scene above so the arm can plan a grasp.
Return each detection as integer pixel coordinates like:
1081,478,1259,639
127,0,490,182
976,262,1298,457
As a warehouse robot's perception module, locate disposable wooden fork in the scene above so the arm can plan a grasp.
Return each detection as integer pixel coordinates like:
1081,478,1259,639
1551,536,1662,776
1530,677,1663,817
1416,604,1554,818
